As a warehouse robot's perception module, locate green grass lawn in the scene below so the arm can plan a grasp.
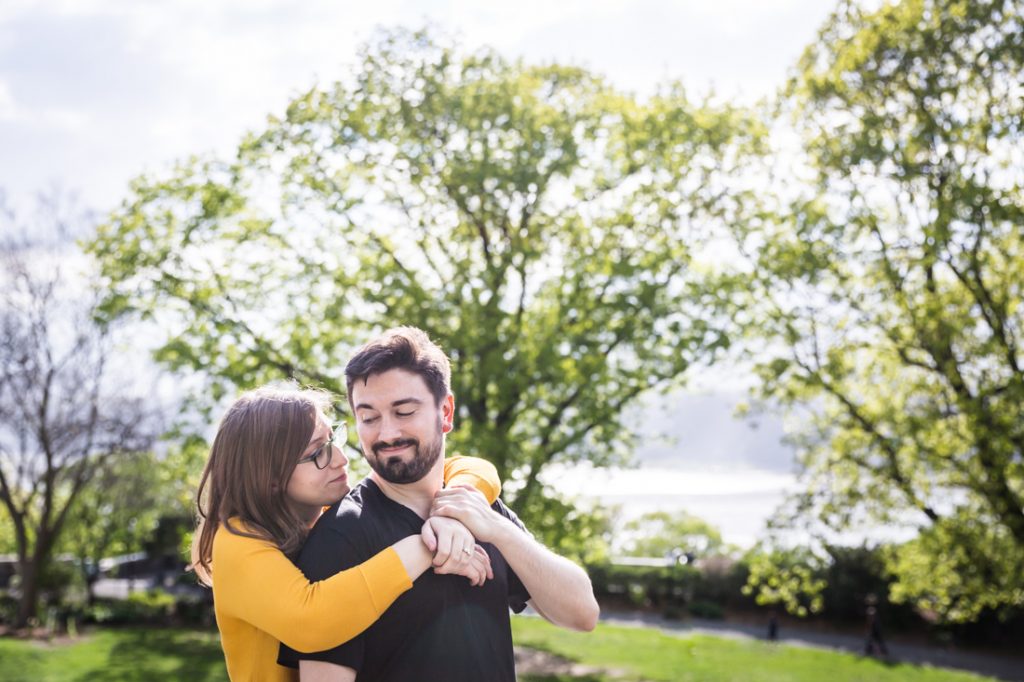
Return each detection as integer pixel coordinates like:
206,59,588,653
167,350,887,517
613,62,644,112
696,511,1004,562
0,620,998,682
511,616,996,682
0,628,228,682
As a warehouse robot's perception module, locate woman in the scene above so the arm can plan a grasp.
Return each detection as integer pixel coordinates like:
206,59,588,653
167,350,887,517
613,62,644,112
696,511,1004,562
191,385,500,681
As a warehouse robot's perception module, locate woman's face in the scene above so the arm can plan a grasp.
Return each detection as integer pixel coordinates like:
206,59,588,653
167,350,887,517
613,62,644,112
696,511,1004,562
284,414,350,520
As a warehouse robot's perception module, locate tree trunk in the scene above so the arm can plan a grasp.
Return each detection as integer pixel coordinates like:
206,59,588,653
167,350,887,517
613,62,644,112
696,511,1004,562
85,576,99,606
14,558,40,629
81,559,100,606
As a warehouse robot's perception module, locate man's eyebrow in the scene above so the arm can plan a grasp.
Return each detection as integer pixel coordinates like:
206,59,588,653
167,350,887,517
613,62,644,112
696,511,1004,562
354,397,424,410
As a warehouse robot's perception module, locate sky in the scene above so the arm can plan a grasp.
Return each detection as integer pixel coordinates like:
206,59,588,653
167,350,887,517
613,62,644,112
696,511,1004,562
0,0,835,210
0,0,839,547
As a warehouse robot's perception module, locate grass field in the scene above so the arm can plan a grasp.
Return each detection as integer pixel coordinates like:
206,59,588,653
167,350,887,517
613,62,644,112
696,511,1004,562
0,620,998,681
511,617,996,682
0,628,227,682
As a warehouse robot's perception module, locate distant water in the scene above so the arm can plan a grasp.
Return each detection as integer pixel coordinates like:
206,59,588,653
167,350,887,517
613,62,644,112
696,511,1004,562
540,463,921,549
539,464,797,548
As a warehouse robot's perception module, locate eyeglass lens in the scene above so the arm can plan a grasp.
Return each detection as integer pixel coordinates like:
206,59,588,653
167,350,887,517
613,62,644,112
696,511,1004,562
315,424,347,469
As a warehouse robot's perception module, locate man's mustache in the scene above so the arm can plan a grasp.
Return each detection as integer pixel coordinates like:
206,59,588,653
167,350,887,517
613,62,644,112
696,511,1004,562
372,438,419,455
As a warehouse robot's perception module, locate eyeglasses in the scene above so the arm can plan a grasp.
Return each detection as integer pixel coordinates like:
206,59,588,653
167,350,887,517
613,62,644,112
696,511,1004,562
296,423,347,470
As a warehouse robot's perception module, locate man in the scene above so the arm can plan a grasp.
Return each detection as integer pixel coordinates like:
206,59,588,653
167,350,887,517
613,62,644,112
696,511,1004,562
279,327,599,681
863,595,889,657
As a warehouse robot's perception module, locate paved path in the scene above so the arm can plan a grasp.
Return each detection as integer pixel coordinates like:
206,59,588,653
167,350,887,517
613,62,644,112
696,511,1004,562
600,609,1024,682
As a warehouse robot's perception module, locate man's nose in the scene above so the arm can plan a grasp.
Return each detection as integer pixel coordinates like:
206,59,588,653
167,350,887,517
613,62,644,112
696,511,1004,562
378,415,403,442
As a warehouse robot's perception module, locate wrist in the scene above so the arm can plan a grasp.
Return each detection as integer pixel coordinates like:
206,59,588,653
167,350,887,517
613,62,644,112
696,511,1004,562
392,535,432,581
485,514,519,549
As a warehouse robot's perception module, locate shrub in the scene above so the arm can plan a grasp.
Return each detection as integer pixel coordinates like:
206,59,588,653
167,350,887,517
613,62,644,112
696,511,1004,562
86,589,176,625
590,562,701,610
0,593,17,625
688,600,725,619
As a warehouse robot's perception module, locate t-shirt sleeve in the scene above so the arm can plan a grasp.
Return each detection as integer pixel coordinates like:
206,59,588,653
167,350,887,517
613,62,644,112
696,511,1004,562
491,499,532,613
443,455,501,504
278,521,372,671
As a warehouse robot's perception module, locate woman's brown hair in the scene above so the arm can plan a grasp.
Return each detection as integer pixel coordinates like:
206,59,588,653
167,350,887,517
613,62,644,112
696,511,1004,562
191,385,333,586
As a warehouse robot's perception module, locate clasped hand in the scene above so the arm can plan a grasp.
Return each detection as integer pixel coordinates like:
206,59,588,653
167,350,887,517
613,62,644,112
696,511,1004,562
420,515,492,586
429,485,503,542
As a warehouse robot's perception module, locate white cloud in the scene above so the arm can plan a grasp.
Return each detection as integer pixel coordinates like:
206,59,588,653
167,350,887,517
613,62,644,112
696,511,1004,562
38,107,88,131
0,80,16,120
0,79,86,130
0,0,35,23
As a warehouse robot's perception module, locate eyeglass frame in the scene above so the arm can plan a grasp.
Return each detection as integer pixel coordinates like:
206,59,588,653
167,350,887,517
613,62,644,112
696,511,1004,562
296,422,347,470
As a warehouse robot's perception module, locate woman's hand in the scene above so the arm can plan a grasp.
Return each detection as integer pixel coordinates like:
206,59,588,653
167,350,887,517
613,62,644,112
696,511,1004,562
421,516,493,586
437,544,493,586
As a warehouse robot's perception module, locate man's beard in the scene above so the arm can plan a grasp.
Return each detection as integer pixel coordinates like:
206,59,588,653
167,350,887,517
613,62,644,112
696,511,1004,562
367,425,444,484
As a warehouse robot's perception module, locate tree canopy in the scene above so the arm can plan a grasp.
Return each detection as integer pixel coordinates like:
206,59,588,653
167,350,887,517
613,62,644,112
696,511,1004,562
734,0,1024,621
620,510,724,559
56,443,202,602
89,29,759,536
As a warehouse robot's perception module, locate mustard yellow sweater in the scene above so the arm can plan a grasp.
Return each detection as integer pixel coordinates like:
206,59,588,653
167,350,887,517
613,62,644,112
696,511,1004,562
211,456,500,681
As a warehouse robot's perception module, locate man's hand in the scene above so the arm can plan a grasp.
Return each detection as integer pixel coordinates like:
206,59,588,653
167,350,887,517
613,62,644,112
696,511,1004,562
430,485,507,543
421,515,493,585
434,486,599,632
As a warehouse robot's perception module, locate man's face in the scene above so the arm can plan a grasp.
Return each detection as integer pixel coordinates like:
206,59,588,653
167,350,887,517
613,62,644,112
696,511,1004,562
351,368,453,484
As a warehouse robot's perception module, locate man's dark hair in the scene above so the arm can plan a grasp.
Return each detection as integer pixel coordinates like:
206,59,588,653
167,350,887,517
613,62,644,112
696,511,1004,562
345,326,452,406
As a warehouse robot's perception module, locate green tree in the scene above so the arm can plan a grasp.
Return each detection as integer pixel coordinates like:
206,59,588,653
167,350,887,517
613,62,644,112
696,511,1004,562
56,446,199,603
732,0,1024,622
743,543,910,623
89,29,760,536
743,545,827,618
0,506,14,554
55,453,159,604
620,510,724,559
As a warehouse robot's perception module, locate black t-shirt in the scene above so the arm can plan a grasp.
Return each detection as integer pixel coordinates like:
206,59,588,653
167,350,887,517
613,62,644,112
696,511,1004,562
278,479,531,681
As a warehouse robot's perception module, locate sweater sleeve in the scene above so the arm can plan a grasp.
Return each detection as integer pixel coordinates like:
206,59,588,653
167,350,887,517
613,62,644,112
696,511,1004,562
213,526,413,653
443,455,501,504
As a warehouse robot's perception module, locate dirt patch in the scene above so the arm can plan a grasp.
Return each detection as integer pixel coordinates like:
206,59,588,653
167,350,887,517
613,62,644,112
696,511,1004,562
515,645,622,678
0,625,80,645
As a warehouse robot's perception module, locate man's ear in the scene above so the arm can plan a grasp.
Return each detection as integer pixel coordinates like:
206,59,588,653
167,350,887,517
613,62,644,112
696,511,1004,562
441,394,455,433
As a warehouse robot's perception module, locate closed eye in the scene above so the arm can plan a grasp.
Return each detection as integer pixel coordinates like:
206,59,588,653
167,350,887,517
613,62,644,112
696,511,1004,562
396,411,416,417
